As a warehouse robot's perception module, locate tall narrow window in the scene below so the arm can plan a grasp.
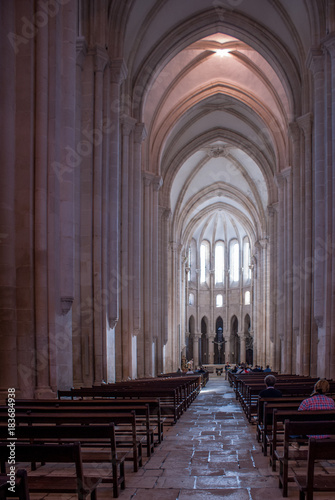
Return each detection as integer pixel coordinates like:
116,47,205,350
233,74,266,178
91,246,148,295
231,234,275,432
243,238,251,281
230,240,239,283
216,294,223,307
200,240,209,284
215,241,224,284
245,291,250,305
187,246,191,281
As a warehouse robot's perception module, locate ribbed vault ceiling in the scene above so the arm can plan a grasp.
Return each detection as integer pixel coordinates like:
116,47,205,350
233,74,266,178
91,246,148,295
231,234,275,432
116,0,318,248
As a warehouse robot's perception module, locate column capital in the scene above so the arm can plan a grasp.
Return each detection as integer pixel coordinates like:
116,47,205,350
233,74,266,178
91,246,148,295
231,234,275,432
61,296,74,316
296,112,313,137
134,122,147,144
153,176,163,192
254,238,268,251
306,47,324,75
159,206,172,220
94,45,109,73
142,171,155,186
322,32,335,58
267,203,278,217
121,114,136,136
274,172,285,189
281,166,292,181
76,36,87,68
110,58,128,84
288,121,300,142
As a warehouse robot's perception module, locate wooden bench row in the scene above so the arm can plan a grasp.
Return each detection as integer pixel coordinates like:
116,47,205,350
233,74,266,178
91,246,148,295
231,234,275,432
231,372,335,498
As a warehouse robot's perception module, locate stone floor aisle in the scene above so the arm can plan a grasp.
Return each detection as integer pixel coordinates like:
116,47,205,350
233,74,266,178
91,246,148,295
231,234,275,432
25,376,334,499
111,376,333,500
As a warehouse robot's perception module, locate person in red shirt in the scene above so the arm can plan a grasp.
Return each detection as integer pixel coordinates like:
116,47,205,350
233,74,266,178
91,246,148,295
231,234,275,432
298,379,335,439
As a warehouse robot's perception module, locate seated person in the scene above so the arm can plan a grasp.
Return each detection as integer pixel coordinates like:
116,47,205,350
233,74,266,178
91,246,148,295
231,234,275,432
259,375,282,398
297,378,335,439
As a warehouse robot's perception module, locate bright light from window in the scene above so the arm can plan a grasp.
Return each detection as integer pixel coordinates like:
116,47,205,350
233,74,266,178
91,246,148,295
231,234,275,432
215,49,231,57
230,241,239,282
215,242,224,284
189,293,194,306
200,243,207,283
245,291,250,305
243,240,251,281
188,247,191,281
216,294,223,307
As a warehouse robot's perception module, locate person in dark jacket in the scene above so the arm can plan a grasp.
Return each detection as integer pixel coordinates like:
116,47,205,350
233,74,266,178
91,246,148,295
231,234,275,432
259,374,282,398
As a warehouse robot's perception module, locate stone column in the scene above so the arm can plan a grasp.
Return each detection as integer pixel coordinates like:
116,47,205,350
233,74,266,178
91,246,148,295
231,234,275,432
0,1,18,397
152,176,163,357
108,59,127,327
267,204,277,369
307,50,325,357
275,173,285,371
133,124,147,336
109,59,127,382
193,334,201,368
289,122,301,374
92,46,108,384
323,35,335,379
33,0,54,397
240,334,246,364
121,115,136,380
72,37,87,387
143,172,155,376
297,113,313,375
283,167,293,374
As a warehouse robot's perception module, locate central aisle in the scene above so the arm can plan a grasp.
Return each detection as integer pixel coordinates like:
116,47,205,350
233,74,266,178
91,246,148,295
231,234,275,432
111,376,300,500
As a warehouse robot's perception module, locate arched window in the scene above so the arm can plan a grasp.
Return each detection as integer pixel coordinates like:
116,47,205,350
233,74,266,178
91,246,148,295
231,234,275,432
245,290,250,305
230,240,239,283
200,240,210,284
216,294,223,307
243,237,251,282
215,240,224,284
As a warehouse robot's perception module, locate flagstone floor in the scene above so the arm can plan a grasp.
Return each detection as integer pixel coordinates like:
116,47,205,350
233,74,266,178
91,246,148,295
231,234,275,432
21,376,335,499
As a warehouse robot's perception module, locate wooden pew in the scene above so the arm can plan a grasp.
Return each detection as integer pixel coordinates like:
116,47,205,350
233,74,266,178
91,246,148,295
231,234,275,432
0,410,143,473
0,423,125,498
59,387,181,424
0,442,101,500
44,397,164,443
294,438,335,500
10,403,155,457
270,409,335,472
0,469,30,500
277,420,335,497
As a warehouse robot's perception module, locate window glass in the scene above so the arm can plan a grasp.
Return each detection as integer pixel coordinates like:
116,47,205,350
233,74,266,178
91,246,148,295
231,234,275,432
216,294,223,307
245,290,250,305
230,240,239,282
215,241,224,284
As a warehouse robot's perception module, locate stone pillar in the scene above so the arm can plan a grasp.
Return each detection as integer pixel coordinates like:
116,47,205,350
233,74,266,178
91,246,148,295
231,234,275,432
152,176,163,370
297,113,313,375
33,0,54,397
267,204,277,369
0,1,18,397
143,172,155,376
283,167,293,374
275,173,285,371
72,37,87,387
307,49,325,375
121,115,136,380
133,124,146,336
240,334,246,364
193,334,201,368
323,35,335,379
289,122,301,375
109,59,127,382
92,46,108,384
